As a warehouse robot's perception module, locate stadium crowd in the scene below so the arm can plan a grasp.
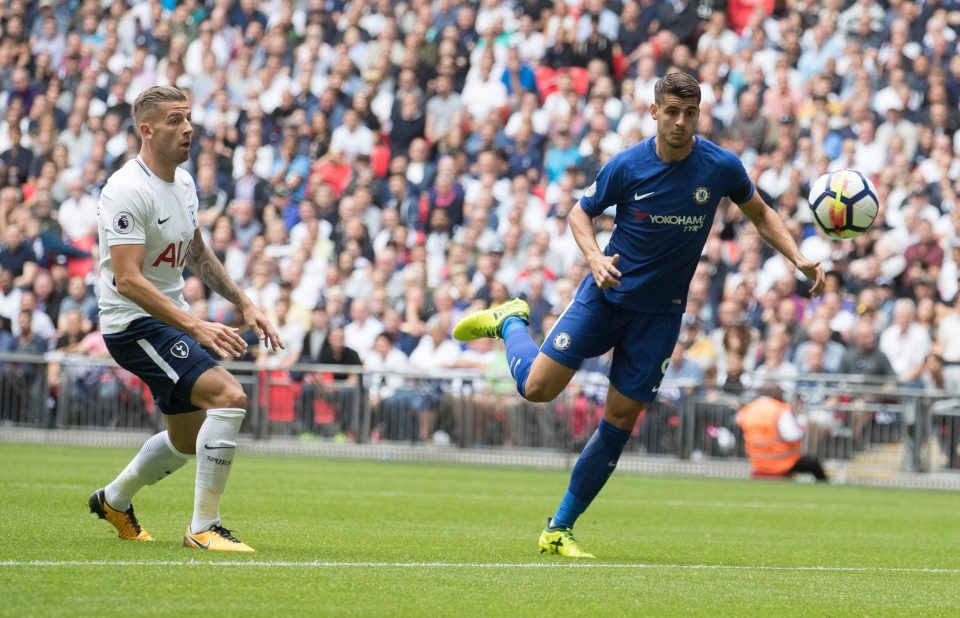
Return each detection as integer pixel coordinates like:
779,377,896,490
1,0,960,442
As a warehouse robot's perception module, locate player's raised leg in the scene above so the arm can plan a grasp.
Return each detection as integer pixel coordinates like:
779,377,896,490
540,309,678,558
453,298,576,402
539,384,644,558
181,366,254,552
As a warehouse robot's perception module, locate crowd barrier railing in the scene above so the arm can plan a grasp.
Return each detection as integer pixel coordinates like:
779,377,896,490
1,352,957,474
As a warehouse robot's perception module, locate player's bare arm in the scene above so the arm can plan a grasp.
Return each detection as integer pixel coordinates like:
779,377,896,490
737,190,825,296
111,242,248,359
569,201,621,289
185,229,284,351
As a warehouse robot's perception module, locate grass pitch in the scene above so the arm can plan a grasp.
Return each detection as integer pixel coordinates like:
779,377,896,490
1,443,959,616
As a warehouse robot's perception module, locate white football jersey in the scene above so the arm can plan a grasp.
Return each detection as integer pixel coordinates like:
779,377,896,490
97,157,200,334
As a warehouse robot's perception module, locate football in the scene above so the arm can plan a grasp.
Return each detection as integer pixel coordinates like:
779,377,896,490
808,169,879,239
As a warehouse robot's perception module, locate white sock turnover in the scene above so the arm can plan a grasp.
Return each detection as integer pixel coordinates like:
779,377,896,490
191,408,245,534
104,431,193,511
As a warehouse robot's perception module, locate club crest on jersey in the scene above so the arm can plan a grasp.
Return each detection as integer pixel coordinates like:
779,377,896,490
553,331,572,351
693,187,711,204
113,211,133,234
171,340,189,359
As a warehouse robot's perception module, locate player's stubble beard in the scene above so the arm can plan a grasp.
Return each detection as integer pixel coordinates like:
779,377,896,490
665,131,692,148
173,132,192,164
657,127,694,158
162,135,191,166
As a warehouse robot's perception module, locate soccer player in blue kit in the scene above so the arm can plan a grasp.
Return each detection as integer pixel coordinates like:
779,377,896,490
453,72,825,558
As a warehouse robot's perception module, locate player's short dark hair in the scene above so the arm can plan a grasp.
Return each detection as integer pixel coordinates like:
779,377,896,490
654,72,701,105
133,86,187,126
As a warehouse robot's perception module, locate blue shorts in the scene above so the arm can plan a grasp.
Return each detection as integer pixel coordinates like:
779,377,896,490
540,277,683,402
103,316,219,414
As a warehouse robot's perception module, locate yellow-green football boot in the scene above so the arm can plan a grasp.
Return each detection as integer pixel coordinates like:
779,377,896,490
453,298,530,341
538,518,595,558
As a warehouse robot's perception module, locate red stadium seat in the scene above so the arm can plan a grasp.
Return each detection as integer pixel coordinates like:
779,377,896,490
535,66,557,102
313,398,337,425
562,67,590,96
259,371,301,424
67,235,96,279
612,51,628,81
371,143,391,177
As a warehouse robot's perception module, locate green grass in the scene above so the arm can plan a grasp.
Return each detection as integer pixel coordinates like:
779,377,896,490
1,443,959,616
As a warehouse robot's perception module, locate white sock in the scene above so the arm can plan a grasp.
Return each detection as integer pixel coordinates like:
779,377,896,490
104,431,193,511
192,408,245,534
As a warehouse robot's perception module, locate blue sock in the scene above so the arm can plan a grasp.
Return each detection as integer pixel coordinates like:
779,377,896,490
501,316,537,398
551,419,631,529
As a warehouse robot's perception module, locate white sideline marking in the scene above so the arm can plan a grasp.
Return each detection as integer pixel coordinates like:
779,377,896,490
1,560,958,574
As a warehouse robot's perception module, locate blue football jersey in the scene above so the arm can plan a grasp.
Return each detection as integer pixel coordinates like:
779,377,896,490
579,136,754,314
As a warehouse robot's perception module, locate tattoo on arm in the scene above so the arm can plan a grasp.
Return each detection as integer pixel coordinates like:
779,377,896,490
185,234,243,306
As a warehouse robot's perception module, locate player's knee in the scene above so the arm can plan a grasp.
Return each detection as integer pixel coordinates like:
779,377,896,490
219,384,248,410
206,382,248,410
604,404,645,429
523,380,560,403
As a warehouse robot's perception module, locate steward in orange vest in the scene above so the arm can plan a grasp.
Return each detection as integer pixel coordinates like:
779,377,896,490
736,385,828,481
737,396,801,474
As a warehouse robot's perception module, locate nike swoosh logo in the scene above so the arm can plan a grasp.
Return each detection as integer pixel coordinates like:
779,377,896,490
157,216,171,225
634,192,655,201
191,536,211,549
204,443,236,450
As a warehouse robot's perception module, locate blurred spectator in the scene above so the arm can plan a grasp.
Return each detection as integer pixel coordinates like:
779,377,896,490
726,91,774,154
57,276,97,331
425,74,462,147
380,306,420,357
390,93,426,158
880,299,931,387
2,144,29,195
754,337,800,400
13,308,46,353
344,297,384,357
0,224,37,288
793,319,846,373
57,178,98,240
13,290,55,342
296,306,329,366
366,331,425,442
329,109,374,162
461,51,507,121
841,319,896,380
0,268,22,323
903,220,944,286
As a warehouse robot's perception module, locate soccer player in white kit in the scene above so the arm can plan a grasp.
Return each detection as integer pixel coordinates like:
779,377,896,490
88,86,283,552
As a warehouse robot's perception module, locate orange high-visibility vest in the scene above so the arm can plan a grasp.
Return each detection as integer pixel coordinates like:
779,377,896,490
736,398,802,475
